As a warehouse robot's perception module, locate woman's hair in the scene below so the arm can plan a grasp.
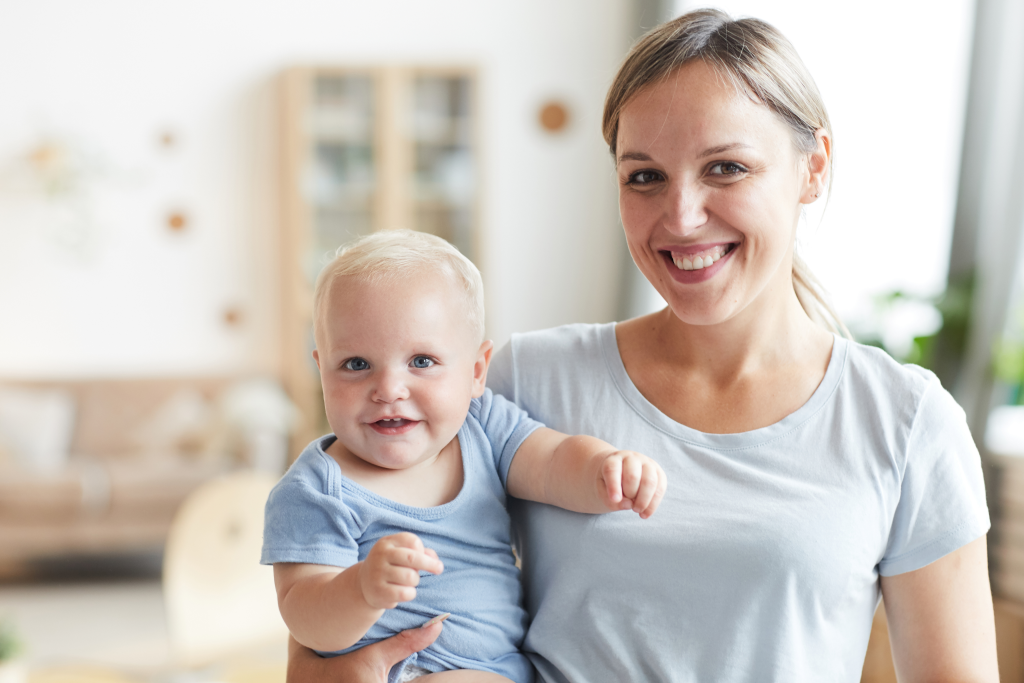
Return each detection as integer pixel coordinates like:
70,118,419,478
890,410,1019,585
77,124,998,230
313,229,485,346
603,8,849,337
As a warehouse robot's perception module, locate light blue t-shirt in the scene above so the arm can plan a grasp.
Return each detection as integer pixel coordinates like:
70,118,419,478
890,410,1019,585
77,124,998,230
488,323,990,683
261,388,541,683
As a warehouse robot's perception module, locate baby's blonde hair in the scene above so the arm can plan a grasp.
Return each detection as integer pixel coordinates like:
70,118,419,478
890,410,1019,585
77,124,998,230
313,229,485,348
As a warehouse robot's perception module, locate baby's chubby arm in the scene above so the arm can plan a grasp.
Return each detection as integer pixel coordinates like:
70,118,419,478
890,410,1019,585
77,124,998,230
506,428,667,518
273,532,443,653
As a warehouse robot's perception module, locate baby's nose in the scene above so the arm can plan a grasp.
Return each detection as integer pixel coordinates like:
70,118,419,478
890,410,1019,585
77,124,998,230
372,369,411,402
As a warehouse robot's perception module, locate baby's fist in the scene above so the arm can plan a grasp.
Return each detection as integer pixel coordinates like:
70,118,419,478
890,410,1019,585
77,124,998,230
359,532,444,610
600,451,667,519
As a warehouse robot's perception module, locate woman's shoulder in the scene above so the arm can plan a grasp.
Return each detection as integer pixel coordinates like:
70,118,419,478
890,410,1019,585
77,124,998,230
489,322,615,403
839,337,961,428
506,321,613,356
843,338,938,390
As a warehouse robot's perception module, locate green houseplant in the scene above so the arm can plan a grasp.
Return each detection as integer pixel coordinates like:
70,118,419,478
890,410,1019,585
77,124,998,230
0,619,26,683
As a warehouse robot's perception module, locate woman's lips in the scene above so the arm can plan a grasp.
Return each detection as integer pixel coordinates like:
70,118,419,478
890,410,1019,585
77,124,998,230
369,418,419,435
661,243,736,282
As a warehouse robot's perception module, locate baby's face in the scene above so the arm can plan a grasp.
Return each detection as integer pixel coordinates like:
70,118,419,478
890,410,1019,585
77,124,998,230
314,269,488,472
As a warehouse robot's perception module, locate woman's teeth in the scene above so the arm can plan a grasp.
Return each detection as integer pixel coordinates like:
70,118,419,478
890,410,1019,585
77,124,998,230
671,245,730,271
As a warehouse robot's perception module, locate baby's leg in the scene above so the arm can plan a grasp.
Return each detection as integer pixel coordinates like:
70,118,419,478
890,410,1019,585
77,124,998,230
416,671,513,682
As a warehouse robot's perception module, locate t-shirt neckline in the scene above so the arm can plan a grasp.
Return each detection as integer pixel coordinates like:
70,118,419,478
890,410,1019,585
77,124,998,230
315,427,473,519
600,323,849,451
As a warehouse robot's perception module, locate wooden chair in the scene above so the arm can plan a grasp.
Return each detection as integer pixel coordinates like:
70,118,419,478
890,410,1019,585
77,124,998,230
162,471,288,669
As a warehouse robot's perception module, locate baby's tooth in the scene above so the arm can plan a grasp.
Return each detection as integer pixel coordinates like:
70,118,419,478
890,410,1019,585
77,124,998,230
682,258,694,270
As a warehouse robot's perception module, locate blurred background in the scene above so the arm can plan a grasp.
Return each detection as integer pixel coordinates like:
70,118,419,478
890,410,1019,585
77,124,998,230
1,0,1023,681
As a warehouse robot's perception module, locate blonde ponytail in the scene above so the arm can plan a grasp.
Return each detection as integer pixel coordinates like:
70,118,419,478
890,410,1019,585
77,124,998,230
792,252,851,338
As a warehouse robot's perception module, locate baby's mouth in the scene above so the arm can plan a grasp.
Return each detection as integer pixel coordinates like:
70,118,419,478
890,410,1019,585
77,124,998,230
665,243,736,271
374,418,414,429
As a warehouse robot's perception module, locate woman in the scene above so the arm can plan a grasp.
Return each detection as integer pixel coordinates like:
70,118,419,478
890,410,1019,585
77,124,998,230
289,9,997,681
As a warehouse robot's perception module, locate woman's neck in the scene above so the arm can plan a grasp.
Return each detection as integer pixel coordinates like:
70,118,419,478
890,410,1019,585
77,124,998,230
616,282,834,434
654,286,829,382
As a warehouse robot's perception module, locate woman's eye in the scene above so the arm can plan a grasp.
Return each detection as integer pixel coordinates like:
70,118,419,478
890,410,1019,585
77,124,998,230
343,357,369,371
626,170,663,186
411,356,435,369
709,162,747,177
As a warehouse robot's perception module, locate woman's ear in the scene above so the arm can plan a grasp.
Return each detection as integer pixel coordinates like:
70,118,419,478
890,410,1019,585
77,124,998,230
801,128,831,204
472,340,494,397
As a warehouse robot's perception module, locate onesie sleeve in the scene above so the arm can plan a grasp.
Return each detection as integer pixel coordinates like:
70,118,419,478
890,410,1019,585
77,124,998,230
260,451,361,568
879,378,991,576
470,386,543,490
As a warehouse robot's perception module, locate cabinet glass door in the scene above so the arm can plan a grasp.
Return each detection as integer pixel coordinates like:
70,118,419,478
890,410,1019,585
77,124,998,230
307,74,376,277
410,75,475,260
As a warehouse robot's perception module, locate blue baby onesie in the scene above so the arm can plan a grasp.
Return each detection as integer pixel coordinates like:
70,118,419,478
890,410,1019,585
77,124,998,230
261,388,540,683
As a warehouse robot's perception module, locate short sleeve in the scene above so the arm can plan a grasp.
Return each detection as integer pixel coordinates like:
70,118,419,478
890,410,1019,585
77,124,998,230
260,456,361,568
470,387,543,489
879,379,991,576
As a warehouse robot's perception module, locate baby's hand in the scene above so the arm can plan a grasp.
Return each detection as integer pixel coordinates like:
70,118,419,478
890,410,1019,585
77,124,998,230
359,532,444,610
599,451,667,519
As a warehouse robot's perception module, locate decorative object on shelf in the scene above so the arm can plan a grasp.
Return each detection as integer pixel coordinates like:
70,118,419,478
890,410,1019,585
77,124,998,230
538,101,570,133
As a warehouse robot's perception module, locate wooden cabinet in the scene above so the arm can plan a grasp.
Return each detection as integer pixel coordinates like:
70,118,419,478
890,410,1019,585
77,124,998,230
278,66,479,450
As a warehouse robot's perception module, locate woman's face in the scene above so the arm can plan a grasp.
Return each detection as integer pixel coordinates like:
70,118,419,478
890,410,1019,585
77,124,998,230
616,61,824,328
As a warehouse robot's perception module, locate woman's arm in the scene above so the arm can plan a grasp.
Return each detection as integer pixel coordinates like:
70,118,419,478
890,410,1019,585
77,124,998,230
881,535,998,682
506,427,667,518
287,622,444,683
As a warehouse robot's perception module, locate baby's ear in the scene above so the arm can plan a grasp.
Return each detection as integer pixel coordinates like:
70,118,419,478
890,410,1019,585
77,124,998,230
472,340,494,397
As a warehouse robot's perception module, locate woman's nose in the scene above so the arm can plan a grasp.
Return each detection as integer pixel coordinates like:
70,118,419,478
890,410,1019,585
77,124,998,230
665,181,708,235
372,368,410,403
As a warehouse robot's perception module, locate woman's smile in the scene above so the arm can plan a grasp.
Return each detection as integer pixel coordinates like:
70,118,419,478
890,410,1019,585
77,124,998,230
660,242,738,282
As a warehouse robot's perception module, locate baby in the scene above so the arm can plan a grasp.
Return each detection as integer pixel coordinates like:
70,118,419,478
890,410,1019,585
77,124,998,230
261,230,666,683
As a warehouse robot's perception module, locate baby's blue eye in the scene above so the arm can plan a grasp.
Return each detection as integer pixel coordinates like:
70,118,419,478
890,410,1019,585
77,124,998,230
343,357,369,371
412,356,435,369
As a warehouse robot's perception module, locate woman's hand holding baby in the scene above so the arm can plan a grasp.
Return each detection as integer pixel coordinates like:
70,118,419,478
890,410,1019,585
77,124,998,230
597,450,667,519
360,532,444,609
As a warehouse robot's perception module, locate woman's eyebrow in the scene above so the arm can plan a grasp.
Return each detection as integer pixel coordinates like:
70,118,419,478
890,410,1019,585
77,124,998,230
699,143,751,158
617,151,652,164
618,143,752,165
